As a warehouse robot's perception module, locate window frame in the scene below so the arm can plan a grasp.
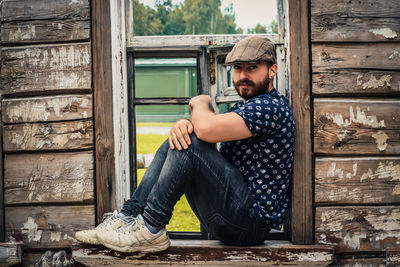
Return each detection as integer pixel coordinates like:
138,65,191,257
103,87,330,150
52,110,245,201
95,0,312,244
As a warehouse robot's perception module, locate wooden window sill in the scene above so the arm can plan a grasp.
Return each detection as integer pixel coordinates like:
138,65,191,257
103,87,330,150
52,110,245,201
72,240,334,266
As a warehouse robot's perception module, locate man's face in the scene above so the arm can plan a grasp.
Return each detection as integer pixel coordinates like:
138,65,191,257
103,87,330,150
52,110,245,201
232,62,271,101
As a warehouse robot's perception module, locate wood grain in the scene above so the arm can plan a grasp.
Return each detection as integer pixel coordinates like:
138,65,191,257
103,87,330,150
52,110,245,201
92,0,116,221
315,157,400,204
1,43,91,96
313,70,400,95
0,242,22,265
5,205,95,249
2,94,92,123
4,152,94,205
3,119,93,152
312,43,400,71
314,99,400,154
311,0,400,42
289,0,313,245
316,206,400,252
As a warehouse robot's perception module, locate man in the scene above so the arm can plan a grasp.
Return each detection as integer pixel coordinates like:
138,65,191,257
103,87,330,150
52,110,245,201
76,36,295,253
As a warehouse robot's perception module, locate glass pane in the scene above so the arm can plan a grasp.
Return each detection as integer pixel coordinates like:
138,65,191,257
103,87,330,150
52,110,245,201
135,58,197,98
135,105,200,232
132,0,278,36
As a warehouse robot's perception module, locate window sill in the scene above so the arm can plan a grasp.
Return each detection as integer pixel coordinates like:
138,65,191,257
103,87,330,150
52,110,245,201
72,240,334,266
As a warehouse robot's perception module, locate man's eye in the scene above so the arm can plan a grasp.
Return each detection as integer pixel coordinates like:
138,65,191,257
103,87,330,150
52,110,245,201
233,65,241,70
248,65,257,71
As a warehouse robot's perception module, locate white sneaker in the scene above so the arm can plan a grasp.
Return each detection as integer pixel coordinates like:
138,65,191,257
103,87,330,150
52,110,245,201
75,210,127,245
97,215,170,253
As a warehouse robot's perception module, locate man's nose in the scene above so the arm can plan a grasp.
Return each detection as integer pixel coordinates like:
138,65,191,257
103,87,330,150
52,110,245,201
239,70,249,80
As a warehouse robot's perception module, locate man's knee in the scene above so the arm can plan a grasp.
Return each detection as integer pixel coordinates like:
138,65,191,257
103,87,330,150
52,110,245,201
189,133,214,150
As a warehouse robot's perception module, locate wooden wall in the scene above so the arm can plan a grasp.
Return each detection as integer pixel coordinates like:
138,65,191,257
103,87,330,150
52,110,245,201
311,0,400,253
0,0,95,249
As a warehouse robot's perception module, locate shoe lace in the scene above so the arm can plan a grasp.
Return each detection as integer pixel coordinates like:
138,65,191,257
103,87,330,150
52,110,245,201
116,216,144,234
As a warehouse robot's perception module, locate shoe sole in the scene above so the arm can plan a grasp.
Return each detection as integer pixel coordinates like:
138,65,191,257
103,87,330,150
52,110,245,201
75,234,101,245
102,239,170,253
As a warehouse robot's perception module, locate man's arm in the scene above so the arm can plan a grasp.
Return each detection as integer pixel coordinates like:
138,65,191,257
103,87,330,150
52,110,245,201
189,95,252,143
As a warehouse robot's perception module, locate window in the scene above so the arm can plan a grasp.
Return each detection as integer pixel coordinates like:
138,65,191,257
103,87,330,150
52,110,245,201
123,0,290,239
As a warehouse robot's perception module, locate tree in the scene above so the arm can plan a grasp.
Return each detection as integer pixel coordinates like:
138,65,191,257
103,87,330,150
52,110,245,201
131,0,242,36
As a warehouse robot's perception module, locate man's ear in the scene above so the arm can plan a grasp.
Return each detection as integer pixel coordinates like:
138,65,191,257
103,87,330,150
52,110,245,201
268,64,278,79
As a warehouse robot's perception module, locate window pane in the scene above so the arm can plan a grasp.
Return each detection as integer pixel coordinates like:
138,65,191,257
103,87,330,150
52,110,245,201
135,58,197,98
132,0,278,36
136,104,190,122
135,105,200,232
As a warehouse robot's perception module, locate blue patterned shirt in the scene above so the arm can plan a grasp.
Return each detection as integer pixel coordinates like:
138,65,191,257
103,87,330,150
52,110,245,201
219,89,295,230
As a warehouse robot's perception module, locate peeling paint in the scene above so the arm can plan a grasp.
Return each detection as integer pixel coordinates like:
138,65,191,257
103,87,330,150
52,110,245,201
360,161,400,182
50,232,62,242
343,232,367,250
389,50,400,60
365,209,400,231
326,162,357,179
320,210,354,232
22,217,43,242
372,131,389,151
357,74,392,89
392,185,400,195
368,28,398,39
325,106,385,128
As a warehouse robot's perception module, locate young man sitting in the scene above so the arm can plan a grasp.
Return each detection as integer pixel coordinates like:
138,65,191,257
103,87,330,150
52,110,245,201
76,35,295,253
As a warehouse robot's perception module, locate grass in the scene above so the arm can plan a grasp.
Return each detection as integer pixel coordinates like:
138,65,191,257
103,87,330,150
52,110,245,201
136,124,201,232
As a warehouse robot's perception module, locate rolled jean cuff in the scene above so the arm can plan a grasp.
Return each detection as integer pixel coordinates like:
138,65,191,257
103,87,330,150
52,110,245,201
142,210,165,228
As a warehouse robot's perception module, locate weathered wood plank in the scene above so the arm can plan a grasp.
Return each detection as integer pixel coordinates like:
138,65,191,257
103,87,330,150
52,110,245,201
2,94,92,123
3,119,93,152
316,206,400,252
4,152,94,205
0,0,89,22
311,0,400,18
289,0,313,245
6,205,95,249
312,44,400,71
1,20,90,44
0,242,22,265
312,17,400,42
73,241,334,266
387,247,400,266
314,99,400,154
315,157,400,204
92,0,116,221
1,43,91,96
335,256,385,267
311,0,400,42
313,70,400,95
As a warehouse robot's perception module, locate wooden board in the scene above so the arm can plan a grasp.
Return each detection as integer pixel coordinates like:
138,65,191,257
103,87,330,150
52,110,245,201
4,152,94,205
335,256,386,267
311,0,400,17
3,119,93,152
313,70,400,95
314,99,400,154
92,0,116,221
73,240,334,266
288,0,313,245
2,94,92,123
5,205,94,249
387,247,400,266
315,157,400,204
0,242,22,265
316,206,400,252
312,43,400,71
1,43,91,96
311,0,400,42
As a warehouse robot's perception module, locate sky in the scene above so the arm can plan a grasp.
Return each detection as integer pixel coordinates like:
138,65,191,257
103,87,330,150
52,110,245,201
139,0,277,32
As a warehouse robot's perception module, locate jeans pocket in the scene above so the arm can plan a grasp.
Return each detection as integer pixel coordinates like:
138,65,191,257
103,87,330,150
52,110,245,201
207,214,247,245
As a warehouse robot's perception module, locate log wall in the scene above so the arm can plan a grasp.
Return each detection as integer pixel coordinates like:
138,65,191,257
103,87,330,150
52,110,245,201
0,0,95,251
311,0,400,253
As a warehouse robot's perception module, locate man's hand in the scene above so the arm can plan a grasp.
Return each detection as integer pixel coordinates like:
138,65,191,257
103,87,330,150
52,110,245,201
169,119,193,150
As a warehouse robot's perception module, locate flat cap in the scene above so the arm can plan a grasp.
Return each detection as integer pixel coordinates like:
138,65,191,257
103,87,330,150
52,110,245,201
225,36,276,65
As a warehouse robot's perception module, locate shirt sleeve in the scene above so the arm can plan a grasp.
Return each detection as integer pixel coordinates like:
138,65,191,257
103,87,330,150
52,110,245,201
231,97,274,137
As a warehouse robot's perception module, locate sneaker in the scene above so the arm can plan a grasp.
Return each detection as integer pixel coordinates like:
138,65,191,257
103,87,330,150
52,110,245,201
97,215,170,253
75,210,127,245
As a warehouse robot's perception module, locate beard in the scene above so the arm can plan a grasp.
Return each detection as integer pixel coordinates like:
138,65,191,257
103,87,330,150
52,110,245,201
233,75,271,101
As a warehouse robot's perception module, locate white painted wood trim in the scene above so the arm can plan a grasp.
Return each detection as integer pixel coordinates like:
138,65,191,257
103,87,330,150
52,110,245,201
110,0,131,209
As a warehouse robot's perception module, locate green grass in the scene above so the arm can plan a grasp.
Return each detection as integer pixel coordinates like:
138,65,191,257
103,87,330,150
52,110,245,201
136,127,201,232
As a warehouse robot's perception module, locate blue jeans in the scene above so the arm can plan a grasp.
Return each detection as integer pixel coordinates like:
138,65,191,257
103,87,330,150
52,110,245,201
121,134,270,245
